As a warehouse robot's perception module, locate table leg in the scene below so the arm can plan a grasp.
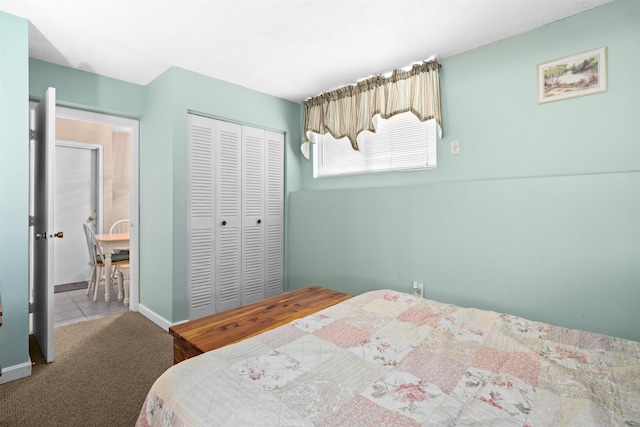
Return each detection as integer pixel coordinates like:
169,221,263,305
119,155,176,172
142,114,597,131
117,270,124,301
104,253,112,302
122,268,130,305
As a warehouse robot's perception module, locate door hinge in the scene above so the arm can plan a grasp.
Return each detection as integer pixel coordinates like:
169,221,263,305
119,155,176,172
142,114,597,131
29,302,33,313
29,215,35,226
30,129,35,141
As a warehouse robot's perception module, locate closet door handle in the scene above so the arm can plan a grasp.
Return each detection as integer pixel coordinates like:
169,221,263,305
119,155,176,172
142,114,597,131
257,219,262,224
221,221,227,226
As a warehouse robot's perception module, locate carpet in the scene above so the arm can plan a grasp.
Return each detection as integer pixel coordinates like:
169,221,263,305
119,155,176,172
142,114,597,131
0,312,173,426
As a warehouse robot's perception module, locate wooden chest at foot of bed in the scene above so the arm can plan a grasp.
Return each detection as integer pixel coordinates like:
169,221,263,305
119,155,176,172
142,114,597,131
169,286,352,364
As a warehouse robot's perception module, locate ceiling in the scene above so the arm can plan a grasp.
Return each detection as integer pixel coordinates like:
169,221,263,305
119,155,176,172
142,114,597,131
0,0,614,103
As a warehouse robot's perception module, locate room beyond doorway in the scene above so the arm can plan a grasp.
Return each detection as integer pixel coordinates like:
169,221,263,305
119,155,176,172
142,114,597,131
54,284,128,328
54,106,140,313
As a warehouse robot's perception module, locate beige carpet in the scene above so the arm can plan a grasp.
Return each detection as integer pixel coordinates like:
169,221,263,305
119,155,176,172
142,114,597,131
0,312,173,426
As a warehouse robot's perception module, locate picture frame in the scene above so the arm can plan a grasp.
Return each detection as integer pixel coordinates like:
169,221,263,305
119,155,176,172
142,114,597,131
537,47,607,104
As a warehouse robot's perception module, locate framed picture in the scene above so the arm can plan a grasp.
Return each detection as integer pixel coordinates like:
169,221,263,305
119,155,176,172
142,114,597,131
538,47,607,104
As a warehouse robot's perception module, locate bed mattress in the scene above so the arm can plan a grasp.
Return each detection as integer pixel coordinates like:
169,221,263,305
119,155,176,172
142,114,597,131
137,289,640,426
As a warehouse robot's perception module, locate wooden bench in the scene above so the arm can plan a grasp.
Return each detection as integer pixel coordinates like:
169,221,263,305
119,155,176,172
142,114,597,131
169,286,352,364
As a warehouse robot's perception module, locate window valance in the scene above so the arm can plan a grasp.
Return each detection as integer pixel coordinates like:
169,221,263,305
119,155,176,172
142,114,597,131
301,60,442,159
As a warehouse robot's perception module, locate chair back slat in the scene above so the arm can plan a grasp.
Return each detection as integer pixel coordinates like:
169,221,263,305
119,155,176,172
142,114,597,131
109,219,130,235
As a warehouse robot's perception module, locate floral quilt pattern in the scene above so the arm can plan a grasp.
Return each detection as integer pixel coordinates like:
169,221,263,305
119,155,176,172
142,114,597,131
137,290,640,426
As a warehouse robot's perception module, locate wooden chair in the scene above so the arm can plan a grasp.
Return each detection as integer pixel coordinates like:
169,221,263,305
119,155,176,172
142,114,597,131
109,219,130,235
82,223,129,302
108,219,130,280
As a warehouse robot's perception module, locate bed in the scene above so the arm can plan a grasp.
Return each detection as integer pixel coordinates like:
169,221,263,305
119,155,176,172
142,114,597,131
137,289,640,426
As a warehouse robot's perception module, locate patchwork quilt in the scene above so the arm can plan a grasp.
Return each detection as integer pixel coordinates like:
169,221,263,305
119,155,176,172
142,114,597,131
137,290,640,426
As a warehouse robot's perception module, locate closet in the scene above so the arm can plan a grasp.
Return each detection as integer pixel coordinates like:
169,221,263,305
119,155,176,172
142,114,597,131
187,113,284,320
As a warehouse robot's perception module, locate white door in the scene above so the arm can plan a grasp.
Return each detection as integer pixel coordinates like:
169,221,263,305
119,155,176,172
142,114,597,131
187,114,216,320
32,88,56,363
264,130,284,298
216,120,243,313
53,144,98,285
241,126,265,304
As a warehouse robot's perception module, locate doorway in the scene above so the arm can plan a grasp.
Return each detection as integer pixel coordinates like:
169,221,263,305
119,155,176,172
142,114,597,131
30,103,140,330
55,107,140,324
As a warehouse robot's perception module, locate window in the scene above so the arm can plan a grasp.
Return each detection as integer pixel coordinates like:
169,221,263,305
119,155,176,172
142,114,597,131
311,112,437,177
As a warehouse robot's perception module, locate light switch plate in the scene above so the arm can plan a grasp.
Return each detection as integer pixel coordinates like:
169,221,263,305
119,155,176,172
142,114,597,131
451,140,460,154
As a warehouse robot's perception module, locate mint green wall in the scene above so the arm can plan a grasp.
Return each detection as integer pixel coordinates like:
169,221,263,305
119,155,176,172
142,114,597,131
0,12,30,374
138,70,176,322
288,0,640,341
140,67,302,322
29,59,145,117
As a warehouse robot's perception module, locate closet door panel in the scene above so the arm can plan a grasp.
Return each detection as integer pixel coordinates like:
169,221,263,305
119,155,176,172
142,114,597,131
241,126,265,304
265,130,284,297
216,121,242,312
187,114,216,319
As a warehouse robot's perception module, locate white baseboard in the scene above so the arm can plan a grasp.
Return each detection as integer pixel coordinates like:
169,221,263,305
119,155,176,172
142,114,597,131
0,360,32,384
137,304,187,332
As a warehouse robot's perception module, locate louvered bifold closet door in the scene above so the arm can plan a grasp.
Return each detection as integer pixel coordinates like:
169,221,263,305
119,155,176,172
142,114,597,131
215,120,243,313
264,130,284,298
187,114,216,320
241,126,265,304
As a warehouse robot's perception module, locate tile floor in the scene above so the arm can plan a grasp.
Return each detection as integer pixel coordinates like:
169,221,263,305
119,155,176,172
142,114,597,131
54,283,129,328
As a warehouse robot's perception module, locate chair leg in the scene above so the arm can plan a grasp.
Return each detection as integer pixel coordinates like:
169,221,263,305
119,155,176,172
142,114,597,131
93,266,102,302
87,266,97,295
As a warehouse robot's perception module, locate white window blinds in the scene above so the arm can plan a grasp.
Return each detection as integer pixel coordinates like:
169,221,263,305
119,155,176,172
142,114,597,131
311,112,437,177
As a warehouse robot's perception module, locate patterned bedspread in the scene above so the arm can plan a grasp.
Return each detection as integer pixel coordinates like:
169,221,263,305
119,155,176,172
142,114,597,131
137,290,640,426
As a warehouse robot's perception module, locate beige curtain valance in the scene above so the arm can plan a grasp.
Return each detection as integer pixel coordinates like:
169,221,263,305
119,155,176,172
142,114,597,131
301,60,442,159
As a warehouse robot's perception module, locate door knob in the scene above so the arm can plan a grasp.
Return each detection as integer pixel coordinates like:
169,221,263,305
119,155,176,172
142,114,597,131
53,231,64,238
257,219,262,224
88,215,95,221
221,221,227,226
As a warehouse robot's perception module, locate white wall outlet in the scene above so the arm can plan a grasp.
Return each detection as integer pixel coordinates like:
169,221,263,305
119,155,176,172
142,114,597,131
412,281,424,298
451,139,460,154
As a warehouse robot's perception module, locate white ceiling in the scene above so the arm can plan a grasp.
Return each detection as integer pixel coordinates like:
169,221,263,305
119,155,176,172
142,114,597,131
0,0,614,103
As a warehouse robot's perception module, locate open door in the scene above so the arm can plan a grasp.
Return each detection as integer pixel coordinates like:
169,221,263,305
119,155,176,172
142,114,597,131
54,142,100,286
32,88,56,362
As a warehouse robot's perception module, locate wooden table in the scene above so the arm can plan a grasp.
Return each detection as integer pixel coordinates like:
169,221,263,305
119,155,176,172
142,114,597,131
169,286,352,364
95,232,129,302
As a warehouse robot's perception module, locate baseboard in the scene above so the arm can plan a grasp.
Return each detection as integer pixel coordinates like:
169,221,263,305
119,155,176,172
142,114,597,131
137,304,173,332
0,360,32,384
